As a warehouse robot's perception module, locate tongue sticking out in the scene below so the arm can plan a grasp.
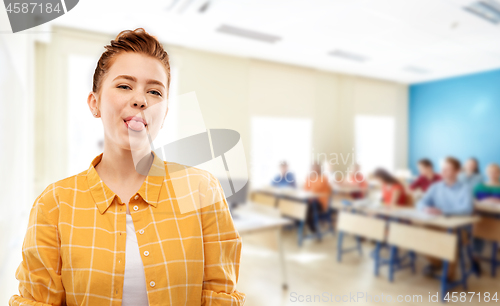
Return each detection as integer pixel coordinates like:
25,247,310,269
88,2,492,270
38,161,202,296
127,119,145,131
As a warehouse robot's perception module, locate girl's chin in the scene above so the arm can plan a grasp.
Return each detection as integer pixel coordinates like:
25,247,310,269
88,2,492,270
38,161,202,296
116,136,150,150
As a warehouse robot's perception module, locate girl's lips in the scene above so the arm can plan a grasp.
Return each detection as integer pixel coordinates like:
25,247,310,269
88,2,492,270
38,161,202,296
124,116,147,125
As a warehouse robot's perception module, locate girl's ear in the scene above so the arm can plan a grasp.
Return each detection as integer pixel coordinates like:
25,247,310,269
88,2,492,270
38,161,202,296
87,91,99,115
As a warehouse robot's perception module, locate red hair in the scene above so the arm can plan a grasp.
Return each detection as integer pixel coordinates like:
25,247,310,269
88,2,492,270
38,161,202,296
92,28,171,98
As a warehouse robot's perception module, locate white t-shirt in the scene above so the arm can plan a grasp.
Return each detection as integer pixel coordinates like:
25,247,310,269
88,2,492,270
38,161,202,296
121,213,149,306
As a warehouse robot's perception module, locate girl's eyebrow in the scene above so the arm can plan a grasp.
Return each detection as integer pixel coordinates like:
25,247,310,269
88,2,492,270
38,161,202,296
113,74,165,89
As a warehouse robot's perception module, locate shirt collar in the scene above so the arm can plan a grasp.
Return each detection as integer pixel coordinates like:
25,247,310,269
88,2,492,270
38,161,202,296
443,180,462,190
86,150,166,214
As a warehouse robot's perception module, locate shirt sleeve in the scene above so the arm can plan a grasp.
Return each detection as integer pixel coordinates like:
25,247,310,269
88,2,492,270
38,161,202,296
271,175,278,186
9,184,65,306
200,173,246,305
473,174,484,189
417,183,435,211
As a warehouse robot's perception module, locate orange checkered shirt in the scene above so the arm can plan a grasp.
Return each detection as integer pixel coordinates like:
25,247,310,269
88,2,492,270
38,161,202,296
10,151,246,305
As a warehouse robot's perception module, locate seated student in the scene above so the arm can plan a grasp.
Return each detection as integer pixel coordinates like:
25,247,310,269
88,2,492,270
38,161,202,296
472,163,500,267
303,163,332,233
458,157,484,188
373,168,408,207
410,158,441,192
271,161,296,188
473,163,500,203
417,157,474,279
418,157,473,215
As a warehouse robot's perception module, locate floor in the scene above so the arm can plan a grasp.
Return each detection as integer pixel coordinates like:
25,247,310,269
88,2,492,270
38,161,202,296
237,227,500,306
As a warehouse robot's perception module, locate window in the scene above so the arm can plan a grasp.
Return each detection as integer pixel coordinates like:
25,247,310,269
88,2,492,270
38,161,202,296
251,116,312,187
354,115,395,174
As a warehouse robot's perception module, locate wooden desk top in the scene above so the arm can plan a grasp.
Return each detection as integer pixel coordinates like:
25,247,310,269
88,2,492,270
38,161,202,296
232,203,293,234
332,199,480,229
331,184,362,193
475,201,500,214
253,186,327,201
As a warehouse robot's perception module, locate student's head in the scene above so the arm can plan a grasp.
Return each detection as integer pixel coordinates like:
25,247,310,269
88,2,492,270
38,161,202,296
441,157,461,182
88,28,171,152
279,161,288,175
486,163,500,183
417,158,434,176
464,158,480,175
373,168,399,185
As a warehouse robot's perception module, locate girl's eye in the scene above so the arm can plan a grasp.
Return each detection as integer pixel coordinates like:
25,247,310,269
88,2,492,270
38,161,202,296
117,85,161,97
149,90,162,97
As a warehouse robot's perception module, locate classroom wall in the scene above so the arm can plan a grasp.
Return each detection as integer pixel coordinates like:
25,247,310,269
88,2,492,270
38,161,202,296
173,47,409,176
35,26,409,194
409,68,500,174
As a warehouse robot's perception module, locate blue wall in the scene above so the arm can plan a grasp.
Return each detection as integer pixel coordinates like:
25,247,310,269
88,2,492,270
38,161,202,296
409,68,500,175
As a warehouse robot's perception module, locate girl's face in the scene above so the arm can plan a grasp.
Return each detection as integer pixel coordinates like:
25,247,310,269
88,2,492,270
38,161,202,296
465,159,477,174
487,166,500,182
89,52,168,152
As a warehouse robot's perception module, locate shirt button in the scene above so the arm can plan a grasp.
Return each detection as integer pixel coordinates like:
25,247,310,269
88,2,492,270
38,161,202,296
133,205,139,211
134,195,139,200
139,229,144,234
150,281,155,287
144,250,149,257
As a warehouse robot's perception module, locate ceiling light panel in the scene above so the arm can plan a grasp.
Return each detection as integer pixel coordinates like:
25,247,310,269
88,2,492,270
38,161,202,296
216,24,281,43
464,0,500,23
328,49,369,62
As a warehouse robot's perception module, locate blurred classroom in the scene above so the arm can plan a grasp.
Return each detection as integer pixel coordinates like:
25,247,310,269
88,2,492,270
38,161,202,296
2,0,500,305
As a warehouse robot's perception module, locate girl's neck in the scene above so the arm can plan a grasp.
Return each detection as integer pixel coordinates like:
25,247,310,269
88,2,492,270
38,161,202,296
487,180,500,187
96,144,153,184
424,172,434,180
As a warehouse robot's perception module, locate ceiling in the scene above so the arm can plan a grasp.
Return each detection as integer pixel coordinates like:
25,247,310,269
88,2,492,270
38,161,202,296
52,0,500,84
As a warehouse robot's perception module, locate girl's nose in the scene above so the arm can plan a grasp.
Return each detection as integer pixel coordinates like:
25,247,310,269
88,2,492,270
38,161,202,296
132,95,148,109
